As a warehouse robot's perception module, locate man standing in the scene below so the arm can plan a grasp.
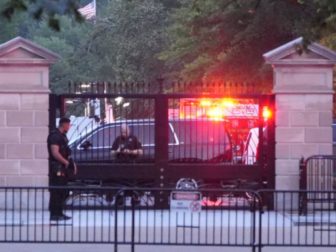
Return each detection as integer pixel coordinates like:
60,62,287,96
47,117,76,221
111,123,143,162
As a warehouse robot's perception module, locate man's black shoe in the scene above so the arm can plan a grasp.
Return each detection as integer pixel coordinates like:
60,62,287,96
50,215,60,221
50,214,71,221
61,214,71,220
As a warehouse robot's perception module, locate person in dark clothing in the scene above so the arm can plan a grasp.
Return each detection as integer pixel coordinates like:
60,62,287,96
111,123,143,162
47,117,76,221
104,124,144,202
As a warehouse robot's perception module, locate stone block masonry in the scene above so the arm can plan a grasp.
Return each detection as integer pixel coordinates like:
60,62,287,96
0,37,59,187
264,37,336,191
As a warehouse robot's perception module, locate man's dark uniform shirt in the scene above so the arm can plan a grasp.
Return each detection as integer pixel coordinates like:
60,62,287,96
47,129,70,163
111,135,142,162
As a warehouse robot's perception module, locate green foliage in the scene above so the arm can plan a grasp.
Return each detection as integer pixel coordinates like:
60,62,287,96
22,0,169,92
0,2,32,42
1,0,84,31
72,0,168,82
160,0,336,89
28,16,91,93
309,0,336,51
161,0,313,85
1,0,336,94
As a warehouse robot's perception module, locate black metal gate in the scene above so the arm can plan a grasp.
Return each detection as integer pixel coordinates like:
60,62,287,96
49,81,275,206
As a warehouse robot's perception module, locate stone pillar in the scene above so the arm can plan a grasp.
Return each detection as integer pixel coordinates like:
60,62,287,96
264,37,336,191
0,37,59,187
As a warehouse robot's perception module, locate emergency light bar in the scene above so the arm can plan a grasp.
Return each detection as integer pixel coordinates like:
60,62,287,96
179,98,261,120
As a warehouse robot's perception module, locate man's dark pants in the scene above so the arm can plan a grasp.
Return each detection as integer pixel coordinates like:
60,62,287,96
49,163,68,216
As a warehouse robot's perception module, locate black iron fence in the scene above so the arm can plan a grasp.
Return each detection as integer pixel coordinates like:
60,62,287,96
260,190,336,249
50,81,276,197
66,81,269,95
0,187,335,251
300,155,336,214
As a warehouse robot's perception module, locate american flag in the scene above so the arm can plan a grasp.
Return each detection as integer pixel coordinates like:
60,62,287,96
78,0,96,20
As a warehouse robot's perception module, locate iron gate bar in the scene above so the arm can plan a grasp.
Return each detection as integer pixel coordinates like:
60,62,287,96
154,95,169,204
48,94,58,133
74,163,262,183
257,97,264,175
265,95,275,202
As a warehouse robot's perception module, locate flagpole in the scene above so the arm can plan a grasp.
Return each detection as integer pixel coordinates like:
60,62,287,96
93,0,96,13
93,0,97,24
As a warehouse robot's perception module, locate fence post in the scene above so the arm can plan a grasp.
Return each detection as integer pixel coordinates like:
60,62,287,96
131,191,136,252
298,157,307,215
155,94,169,207
256,191,263,252
251,191,257,252
264,95,275,210
299,157,306,190
114,191,119,252
157,77,164,94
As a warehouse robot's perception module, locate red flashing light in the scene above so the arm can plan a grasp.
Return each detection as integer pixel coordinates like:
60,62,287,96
220,98,235,108
178,98,261,120
206,107,224,121
262,106,272,121
200,99,212,107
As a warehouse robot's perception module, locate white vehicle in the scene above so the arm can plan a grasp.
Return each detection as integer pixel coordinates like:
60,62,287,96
242,127,267,165
242,128,258,165
56,116,99,144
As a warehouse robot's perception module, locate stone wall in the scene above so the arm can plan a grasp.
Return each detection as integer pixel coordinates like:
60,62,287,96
264,37,336,191
0,37,58,187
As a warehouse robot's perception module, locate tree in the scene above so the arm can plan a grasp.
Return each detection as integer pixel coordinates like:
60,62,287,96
28,15,92,93
160,0,336,89
1,0,86,31
3,0,336,94
312,0,336,51
72,0,168,82
23,0,169,93
0,1,35,42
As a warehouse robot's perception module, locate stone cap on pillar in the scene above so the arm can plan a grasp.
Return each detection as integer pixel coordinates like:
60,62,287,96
263,37,336,94
0,36,60,65
0,37,60,93
263,37,336,66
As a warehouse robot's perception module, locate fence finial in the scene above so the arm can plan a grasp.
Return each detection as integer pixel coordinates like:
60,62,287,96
157,76,164,93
